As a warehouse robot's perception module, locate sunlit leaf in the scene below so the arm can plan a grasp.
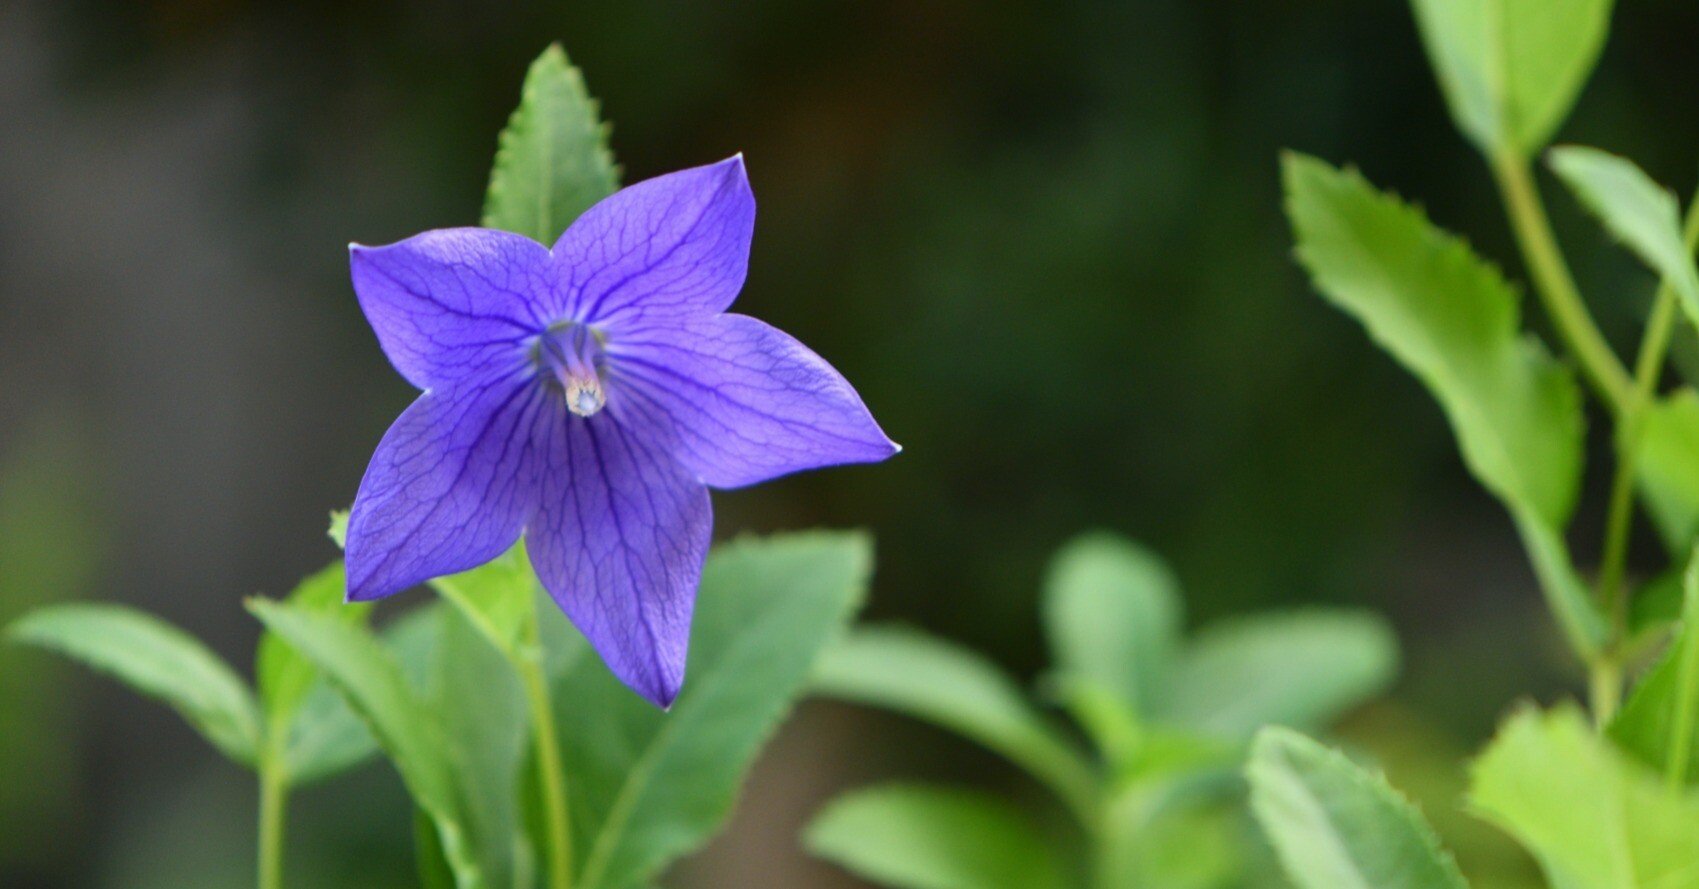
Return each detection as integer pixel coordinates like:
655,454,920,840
1283,154,1604,656
1470,705,1699,889
482,43,619,244
1411,0,1613,156
1248,727,1468,889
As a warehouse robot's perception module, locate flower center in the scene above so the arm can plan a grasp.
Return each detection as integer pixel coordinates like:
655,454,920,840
535,322,608,418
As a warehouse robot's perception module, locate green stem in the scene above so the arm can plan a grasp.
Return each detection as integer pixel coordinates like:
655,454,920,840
1491,151,1634,413
257,725,289,889
1669,607,1699,788
519,612,573,889
1589,658,1622,727
1596,195,1699,635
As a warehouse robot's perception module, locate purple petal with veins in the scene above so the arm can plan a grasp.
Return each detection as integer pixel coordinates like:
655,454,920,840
553,156,755,327
344,155,895,706
610,313,899,488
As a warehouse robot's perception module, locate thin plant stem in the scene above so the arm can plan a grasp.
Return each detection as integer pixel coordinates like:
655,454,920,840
1668,600,1699,788
519,608,574,889
1589,659,1622,728
257,724,290,889
1490,150,1634,413
1595,194,1699,634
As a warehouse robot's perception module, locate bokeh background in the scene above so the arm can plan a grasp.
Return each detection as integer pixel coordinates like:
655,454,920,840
5,0,1699,886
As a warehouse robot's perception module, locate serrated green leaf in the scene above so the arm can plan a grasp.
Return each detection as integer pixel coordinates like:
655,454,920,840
482,44,619,244
1411,0,1613,156
560,532,871,889
1285,153,1584,528
1611,552,1699,787
804,784,1069,889
1248,727,1469,889
1284,154,1605,657
813,624,1096,817
1471,705,1699,889
1042,532,1181,717
1639,390,1699,552
1159,610,1396,743
1549,146,1699,328
246,599,481,888
8,603,260,764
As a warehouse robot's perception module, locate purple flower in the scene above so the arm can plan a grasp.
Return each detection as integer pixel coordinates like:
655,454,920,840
344,157,897,706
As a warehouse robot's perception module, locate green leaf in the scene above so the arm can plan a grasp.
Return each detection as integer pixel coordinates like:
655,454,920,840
1411,0,1613,156
1284,154,1605,657
1639,390,1699,552
426,544,540,660
560,532,872,889
1159,611,1395,743
257,562,358,730
433,601,532,889
482,44,619,244
1549,146,1699,326
1247,728,1469,889
813,624,1096,817
246,599,480,888
285,602,440,784
1611,551,1699,786
804,784,1069,889
1042,532,1181,717
1471,705,1699,889
1284,153,1584,528
8,603,260,764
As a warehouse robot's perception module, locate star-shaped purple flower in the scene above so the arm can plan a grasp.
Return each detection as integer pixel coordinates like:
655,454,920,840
344,156,897,706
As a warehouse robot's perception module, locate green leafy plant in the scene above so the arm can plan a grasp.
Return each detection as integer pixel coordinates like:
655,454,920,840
7,46,874,889
805,532,1397,888
1244,3,1699,889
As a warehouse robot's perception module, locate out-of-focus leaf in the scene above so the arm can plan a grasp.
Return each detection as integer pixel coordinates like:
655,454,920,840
246,599,479,888
1160,611,1396,743
1042,532,1181,717
8,603,260,765
426,544,539,661
814,625,1096,815
1471,705,1699,889
1612,553,1699,785
1639,390,1699,553
482,43,619,244
1549,147,1699,325
1284,154,1603,656
1248,727,1468,889
805,784,1069,889
559,532,871,889
1411,0,1613,156
434,601,532,889
285,602,440,784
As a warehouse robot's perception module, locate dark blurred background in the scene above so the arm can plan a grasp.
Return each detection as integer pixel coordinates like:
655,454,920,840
5,1,1699,886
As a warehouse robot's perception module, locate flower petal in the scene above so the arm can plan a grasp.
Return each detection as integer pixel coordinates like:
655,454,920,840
345,367,551,601
527,415,711,707
553,156,755,326
609,314,899,488
350,228,552,389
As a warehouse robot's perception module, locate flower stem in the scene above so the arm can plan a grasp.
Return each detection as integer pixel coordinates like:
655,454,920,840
257,725,289,889
1490,150,1634,413
1595,194,1699,639
519,611,573,889
1589,658,1622,727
